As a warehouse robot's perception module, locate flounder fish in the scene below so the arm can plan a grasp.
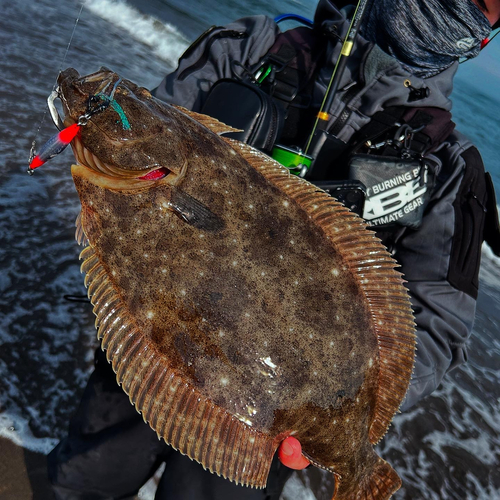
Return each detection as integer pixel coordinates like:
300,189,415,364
54,67,415,499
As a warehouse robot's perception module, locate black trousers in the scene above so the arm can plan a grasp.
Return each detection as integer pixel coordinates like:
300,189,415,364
47,349,292,500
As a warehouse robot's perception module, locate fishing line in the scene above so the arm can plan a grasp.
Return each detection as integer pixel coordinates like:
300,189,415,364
29,1,86,166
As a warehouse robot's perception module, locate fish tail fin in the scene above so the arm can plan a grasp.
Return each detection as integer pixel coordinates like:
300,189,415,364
333,454,401,500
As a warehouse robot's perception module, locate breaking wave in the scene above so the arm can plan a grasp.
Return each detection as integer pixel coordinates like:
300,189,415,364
84,0,189,64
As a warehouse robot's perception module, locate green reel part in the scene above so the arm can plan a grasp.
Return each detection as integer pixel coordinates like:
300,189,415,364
271,145,312,177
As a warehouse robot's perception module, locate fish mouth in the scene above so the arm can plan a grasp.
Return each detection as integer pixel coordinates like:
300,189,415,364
71,134,181,190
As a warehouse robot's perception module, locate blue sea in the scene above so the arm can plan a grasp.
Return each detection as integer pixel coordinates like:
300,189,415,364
0,0,499,498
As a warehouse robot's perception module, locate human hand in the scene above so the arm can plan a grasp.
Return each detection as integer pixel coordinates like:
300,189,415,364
277,436,310,470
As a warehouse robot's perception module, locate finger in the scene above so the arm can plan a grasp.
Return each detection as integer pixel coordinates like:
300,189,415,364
278,436,310,470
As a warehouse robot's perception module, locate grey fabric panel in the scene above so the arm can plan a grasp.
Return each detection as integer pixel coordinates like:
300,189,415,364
397,133,478,410
152,16,279,111
401,282,476,411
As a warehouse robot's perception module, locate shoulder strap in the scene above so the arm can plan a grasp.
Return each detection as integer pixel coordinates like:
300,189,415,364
259,26,326,107
347,106,455,158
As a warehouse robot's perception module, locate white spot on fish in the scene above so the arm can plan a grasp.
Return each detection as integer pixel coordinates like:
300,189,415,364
261,271,266,276
331,268,339,276
247,406,257,416
199,234,204,238
261,357,278,370
280,255,284,260
368,358,373,368
249,204,254,209
330,341,335,347
232,261,238,267
147,311,154,319
290,240,294,245
112,270,117,277
220,377,229,386
144,253,149,258
309,334,314,339
219,330,225,337
199,272,204,277
137,229,142,235
180,290,187,296
283,201,289,208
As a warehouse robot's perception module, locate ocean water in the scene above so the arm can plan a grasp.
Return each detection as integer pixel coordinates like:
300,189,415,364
0,0,499,498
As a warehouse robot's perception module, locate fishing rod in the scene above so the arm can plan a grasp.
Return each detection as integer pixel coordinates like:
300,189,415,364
271,0,370,177
305,0,369,154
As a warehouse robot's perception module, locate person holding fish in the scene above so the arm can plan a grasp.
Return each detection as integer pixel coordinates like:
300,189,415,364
48,0,500,499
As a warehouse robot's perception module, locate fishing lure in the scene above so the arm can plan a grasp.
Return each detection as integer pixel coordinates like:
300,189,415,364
28,122,81,172
27,83,117,175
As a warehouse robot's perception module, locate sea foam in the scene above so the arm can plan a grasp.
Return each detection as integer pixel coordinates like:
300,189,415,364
85,0,189,65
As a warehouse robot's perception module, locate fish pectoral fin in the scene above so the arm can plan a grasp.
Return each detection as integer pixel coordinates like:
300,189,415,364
159,187,225,232
172,105,242,135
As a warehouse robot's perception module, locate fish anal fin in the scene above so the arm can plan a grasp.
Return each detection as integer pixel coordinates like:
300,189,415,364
80,244,276,488
173,105,242,135
334,455,401,500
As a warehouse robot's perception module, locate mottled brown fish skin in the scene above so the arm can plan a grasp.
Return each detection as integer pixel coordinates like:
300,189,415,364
60,67,415,499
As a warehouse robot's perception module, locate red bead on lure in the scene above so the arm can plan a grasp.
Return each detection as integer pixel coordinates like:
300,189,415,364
28,123,81,173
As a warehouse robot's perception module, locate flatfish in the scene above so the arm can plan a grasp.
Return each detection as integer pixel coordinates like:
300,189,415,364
52,67,415,499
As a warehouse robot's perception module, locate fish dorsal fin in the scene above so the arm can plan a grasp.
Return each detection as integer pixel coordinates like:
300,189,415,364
172,105,242,135
78,241,277,488
224,139,416,445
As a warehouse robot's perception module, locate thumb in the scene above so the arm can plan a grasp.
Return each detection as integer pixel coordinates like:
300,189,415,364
277,436,310,470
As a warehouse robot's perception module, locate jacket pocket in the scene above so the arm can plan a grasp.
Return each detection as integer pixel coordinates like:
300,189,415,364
448,147,488,299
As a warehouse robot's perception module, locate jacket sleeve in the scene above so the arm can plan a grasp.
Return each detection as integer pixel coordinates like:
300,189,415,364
152,16,279,111
397,138,485,411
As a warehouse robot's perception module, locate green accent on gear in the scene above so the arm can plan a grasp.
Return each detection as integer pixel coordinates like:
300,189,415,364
271,145,312,175
97,93,131,130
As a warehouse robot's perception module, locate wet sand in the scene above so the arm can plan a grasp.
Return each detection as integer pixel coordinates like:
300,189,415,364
0,437,53,500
